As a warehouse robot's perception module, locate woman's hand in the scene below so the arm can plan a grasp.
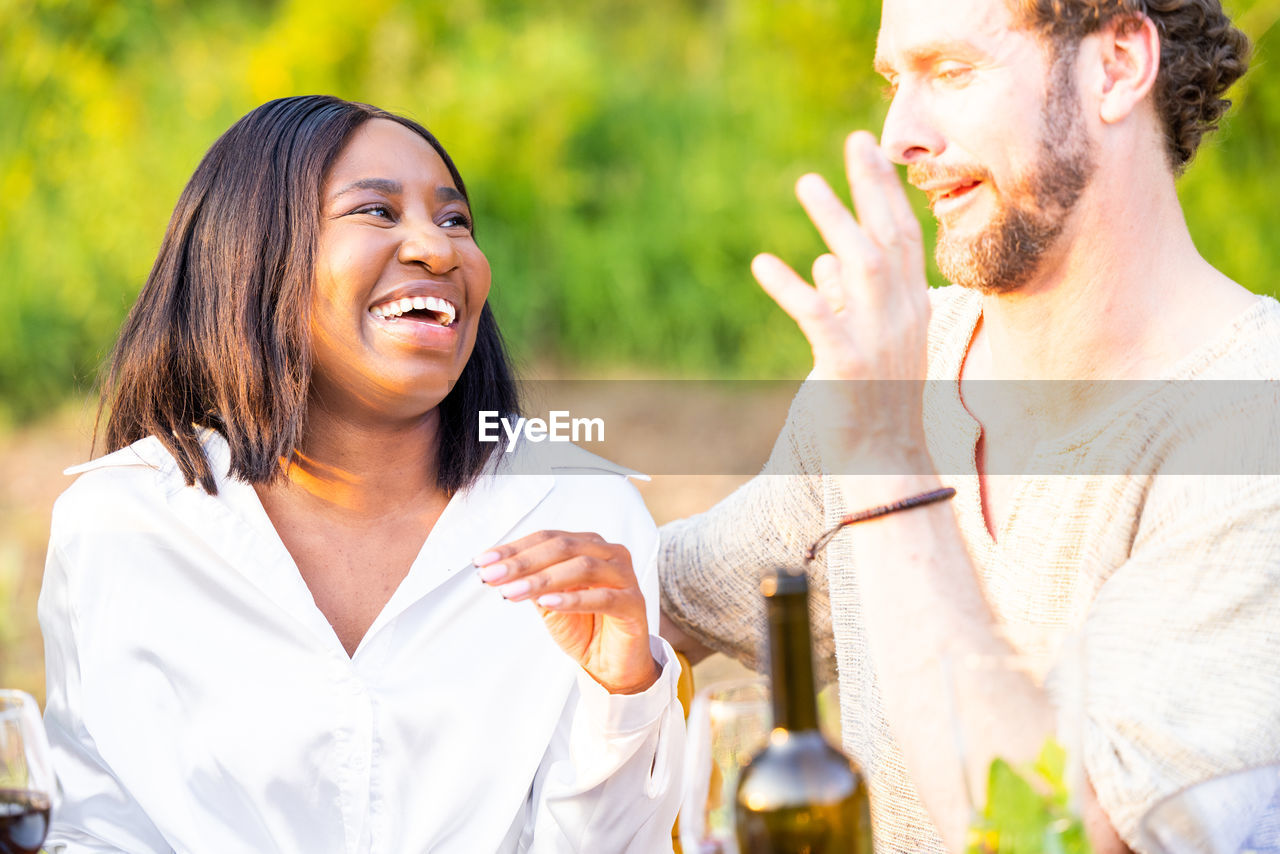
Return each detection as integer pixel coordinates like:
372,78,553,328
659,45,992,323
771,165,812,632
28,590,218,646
475,531,661,695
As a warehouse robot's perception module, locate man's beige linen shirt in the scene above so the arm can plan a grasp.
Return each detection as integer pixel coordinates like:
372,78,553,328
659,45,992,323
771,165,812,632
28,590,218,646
660,286,1280,852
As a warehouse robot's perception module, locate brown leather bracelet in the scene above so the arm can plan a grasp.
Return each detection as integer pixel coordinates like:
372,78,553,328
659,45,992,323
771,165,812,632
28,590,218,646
804,487,957,562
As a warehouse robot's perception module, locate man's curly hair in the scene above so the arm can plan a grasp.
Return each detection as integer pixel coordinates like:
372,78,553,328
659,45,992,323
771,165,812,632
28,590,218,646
1012,0,1250,170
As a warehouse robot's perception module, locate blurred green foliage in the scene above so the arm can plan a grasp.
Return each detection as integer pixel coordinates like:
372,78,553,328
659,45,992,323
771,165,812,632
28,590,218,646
1,0,1278,422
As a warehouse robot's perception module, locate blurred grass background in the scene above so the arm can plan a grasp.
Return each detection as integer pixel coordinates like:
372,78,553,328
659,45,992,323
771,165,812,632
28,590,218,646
2,0,1279,700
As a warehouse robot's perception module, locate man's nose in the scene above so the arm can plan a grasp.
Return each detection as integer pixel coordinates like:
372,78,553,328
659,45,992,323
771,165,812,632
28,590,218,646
880,85,945,165
397,223,458,274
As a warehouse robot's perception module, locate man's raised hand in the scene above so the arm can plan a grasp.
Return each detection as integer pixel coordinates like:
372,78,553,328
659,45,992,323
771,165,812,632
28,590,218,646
751,131,933,468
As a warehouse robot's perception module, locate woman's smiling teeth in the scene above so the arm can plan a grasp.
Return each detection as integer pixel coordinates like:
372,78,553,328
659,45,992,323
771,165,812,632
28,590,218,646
370,295,457,326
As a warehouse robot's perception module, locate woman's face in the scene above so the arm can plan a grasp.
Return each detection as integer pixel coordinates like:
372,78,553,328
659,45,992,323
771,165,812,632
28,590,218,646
309,118,491,422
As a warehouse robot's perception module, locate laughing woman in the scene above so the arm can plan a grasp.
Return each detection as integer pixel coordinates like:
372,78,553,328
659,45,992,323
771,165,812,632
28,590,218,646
38,96,682,853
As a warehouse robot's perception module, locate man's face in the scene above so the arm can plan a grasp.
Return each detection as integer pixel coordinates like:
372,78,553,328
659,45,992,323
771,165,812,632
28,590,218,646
875,0,1096,294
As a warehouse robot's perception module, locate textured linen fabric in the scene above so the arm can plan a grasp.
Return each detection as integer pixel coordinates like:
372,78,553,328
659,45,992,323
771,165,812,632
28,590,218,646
660,285,1280,852
41,431,683,854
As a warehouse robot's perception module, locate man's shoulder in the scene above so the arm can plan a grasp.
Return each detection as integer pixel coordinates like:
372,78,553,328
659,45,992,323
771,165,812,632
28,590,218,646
1184,295,1280,379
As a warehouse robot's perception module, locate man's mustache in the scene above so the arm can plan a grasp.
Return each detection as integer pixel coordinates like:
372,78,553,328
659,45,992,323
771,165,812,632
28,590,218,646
905,163,995,192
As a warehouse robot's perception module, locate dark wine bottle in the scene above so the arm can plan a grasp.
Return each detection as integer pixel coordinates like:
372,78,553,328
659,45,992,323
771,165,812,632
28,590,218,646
734,568,874,854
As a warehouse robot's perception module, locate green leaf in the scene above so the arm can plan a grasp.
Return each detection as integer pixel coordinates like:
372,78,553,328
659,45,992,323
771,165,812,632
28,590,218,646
1033,738,1070,807
973,738,1094,854
986,757,1052,853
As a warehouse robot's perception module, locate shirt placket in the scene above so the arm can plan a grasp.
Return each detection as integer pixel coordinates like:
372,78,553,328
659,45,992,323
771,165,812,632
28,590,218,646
331,649,375,854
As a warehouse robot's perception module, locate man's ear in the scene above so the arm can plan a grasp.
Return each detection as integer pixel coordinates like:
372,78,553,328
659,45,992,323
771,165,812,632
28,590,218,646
1096,15,1161,124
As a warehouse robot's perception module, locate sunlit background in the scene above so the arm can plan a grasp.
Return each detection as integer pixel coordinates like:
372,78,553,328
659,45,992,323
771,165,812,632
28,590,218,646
2,0,1278,700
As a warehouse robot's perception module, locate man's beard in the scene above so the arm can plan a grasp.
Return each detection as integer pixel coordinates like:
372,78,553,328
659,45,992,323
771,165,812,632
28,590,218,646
927,49,1096,294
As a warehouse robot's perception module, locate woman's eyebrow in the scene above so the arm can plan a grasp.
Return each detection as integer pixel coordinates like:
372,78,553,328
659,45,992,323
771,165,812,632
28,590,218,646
436,186,466,204
332,177,402,198
329,180,464,205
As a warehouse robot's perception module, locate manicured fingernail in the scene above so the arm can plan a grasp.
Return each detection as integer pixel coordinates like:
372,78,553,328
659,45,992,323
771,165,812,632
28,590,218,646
477,563,508,583
473,551,501,566
498,579,530,599
536,594,563,608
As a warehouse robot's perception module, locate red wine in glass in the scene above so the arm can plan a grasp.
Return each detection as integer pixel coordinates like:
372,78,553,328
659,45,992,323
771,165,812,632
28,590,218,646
0,789,51,854
1,690,56,854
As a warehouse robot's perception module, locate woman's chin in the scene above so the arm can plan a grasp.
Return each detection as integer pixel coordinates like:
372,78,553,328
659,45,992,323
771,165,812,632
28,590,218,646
307,376,458,428
375,384,456,423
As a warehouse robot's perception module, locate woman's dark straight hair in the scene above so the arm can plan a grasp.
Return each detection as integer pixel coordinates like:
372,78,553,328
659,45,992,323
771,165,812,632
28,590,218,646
99,95,519,495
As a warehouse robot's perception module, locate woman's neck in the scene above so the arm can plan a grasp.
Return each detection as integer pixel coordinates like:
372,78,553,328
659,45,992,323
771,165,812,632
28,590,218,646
269,404,446,521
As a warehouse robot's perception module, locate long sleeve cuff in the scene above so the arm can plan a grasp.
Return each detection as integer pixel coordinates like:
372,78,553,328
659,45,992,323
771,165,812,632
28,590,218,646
573,636,681,735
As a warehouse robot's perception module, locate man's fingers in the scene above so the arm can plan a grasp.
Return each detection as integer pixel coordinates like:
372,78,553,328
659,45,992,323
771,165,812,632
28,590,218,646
864,135,928,286
797,171,891,311
753,253,863,377
812,253,844,313
867,139,923,250
795,173,872,264
753,254,833,326
845,132,902,255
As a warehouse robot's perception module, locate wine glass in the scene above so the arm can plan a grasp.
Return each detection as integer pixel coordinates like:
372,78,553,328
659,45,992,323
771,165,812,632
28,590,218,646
679,678,771,854
680,676,846,853
1137,763,1280,853
0,691,55,854
941,642,1089,853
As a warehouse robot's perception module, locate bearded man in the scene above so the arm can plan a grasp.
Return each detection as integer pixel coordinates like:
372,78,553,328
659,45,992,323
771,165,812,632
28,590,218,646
659,0,1278,851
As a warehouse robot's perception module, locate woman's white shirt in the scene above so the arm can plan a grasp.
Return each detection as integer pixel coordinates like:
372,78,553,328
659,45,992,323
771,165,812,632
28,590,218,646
39,432,683,853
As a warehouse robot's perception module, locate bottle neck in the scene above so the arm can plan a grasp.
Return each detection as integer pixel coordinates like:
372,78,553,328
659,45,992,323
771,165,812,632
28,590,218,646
766,589,819,732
